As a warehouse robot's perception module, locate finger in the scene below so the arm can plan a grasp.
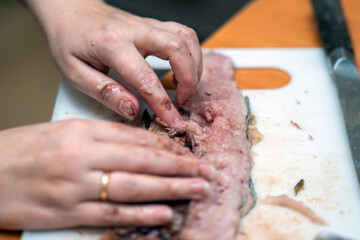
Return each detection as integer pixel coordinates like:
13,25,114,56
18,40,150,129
75,202,172,226
135,28,197,106
90,143,214,180
88,120,192,155
99,43,182,128
91,172,209,202
66,56,140,120
160,22,203,81
143,19,202,77
108,172,210,202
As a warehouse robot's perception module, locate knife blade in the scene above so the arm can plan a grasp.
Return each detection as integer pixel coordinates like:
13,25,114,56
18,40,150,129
314,231,355,240
311,0,360,184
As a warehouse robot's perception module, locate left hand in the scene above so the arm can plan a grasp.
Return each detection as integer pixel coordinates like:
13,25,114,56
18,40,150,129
0,119,212,230
24,0,203,128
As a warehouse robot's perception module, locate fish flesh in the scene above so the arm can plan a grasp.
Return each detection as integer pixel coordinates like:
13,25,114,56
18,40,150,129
102,53,254,240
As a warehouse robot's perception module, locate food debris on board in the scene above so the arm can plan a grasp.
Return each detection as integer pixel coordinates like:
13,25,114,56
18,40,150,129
262,195,327,226
246,97,264,146
294,179,305,196
290,120,302,130
247,121,264,146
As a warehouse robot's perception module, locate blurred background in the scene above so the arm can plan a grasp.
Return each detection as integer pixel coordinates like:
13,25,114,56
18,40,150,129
0,0,249,130
0,0,60,129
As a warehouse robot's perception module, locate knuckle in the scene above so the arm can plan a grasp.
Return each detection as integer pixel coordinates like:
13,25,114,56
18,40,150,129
137,71,160,94
61,119,89,137
175,73,194,88
66,70,81,85
122,15,142,28
164,20,177,26
108,121,128,131
175,157,194,174
167,35,187,52
133,209,151,225
57,60,81,86
133,157,150,172
182,26,197,39
156,136,172,149
100,25,120,44
99,204,121,224
51,187,78,210
168,181,182,198
182,75,195,86
120,178,141,201
63,119,88,131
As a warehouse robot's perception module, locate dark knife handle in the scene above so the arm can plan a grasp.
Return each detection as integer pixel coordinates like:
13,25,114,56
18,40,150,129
311,0,354,57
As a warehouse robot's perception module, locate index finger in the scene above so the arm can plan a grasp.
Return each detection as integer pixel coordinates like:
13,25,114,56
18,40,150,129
135,28,197,106
99,43,182,128
88,120,192,156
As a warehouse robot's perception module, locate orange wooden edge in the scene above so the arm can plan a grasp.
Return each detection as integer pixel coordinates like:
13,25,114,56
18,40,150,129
0,232,21,240
161,68,291,90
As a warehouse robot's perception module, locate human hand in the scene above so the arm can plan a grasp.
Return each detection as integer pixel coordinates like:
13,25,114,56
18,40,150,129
25,0,202,128
0,120,213,230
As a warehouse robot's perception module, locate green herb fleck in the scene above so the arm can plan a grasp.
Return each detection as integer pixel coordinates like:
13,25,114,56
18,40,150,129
245,96,251,128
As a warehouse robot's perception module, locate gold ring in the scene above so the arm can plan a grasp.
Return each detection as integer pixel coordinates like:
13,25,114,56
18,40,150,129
100,172,110,201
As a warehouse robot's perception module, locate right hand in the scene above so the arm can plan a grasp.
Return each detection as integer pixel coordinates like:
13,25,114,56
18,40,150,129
0,119,213,230
24,0,203,128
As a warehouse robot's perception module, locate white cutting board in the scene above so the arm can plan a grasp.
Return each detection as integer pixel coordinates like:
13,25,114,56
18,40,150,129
22,48,360,240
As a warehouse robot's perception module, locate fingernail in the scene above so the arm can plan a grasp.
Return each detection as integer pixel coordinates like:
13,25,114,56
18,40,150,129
172,118,187,133
198,164,215,180
190,180,210,199
118,99,136,120
174,118,185,128
155,208,173,223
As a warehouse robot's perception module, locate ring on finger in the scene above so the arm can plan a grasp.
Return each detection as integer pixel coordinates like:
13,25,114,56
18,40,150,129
100,172,110,201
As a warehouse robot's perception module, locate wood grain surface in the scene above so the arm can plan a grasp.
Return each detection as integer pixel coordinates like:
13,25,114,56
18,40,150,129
204,0,360,88
162,0,359,89
1,0,359,239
